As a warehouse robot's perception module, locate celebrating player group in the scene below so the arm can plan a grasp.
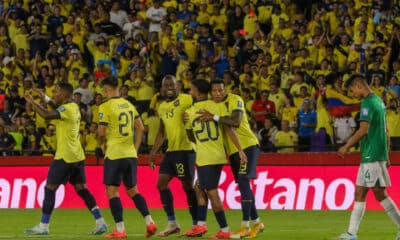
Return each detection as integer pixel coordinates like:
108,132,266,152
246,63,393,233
21,74,400,240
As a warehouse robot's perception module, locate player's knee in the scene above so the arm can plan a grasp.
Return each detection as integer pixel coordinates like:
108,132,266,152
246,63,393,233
372,187,387,201
125,185,139,197
354,186,368,201
45,183,59,191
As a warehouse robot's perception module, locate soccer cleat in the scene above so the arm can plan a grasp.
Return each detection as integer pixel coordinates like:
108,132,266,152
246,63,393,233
91,223,108,235
145,222,157,238
247,222,265,238
338,232,357,240
184,225,207,237
208,230,232,239
24,225,49,235
104,229,127,239
157,223,181,237
235,226,251,237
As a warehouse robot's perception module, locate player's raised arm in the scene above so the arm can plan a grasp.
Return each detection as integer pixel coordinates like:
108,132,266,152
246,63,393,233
24,94,60,120
198,109,242,128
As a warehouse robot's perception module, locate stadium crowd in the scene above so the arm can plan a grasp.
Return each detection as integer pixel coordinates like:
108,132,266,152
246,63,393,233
0,0,400,156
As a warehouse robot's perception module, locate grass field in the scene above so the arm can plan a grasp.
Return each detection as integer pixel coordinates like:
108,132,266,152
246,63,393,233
0,209,398,240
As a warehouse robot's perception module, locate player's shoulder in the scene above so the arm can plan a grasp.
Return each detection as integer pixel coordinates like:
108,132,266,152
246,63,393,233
178,93,193,104
58,102,77,112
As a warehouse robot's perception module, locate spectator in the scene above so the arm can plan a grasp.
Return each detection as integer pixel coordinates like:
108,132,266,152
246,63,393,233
257,117,278,152
82,123,100,155
74,77,93,105
387,98,400,151
334,114,356,147
297,99,317,152
143,109,160,154
274,120,298,153
40,124,56,156
251,90,275,129
310,127,332,152
146,0,167,34
0,125,16,156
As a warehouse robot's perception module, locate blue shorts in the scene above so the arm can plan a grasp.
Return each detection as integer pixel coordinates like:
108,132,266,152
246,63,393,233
104,158,137,187
159,150,195,180
47,159,86,185
229,145,259,182
197,164,223,190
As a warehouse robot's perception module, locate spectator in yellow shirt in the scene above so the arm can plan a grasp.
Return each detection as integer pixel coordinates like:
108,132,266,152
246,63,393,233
274,120,298,153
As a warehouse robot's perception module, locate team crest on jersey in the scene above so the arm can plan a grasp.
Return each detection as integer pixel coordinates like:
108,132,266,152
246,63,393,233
174,100,180,107
99,112,104,120
57,106,65,112
361,108,368,116
237,100,242,108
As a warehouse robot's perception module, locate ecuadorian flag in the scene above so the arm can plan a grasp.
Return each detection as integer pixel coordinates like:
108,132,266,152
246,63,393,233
325,86,360,116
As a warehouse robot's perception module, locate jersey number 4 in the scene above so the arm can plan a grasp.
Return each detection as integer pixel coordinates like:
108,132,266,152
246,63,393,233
119,111,134,136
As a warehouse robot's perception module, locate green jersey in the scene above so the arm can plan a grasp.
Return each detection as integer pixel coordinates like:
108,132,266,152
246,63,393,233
359,93,388,163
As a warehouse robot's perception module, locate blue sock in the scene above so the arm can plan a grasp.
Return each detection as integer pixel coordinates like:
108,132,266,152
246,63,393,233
41,187,55,224
132,194,150,217
109,197,123,223
238,178,252,221
160,188,175,220
77,189,101,220
185,189,197,224
197,205,208,222
91,207,102,220
250,194,259,220
214,211,228,228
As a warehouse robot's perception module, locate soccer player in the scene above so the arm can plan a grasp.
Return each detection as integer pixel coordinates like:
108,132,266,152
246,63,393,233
24,82,107,235
184,79,246,239
197,79,264,238
337,74,400,240
148,75,197,237
97,76,157,239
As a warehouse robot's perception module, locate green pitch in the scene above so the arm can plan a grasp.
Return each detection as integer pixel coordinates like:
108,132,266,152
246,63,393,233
0,209,398,239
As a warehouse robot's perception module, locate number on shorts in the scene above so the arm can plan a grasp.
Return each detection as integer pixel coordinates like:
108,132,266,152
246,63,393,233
119,111,134,136
364,169,371,180
176,163,185,176
239,163,247,174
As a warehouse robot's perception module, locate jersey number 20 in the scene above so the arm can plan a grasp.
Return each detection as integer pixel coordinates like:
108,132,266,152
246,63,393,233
194,121,219,142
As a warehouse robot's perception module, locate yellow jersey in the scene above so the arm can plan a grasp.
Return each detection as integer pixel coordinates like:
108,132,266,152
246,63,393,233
222,93,259,155
98,97,140,160
387,110,400,137
186,100,226,166
158,94,193,151
84,133,100,154
54,102,85,163
40,134,57,156
274,130,298,153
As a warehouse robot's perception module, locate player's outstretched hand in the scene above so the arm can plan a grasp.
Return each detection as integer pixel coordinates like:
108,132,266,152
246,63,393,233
337,146,348,158
149,154,156,170
33,88,45,98
24,94,34,104
239,150,248,164
197,110,213,122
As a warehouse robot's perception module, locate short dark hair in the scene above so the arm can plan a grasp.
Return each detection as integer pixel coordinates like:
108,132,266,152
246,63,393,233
57,82,73,96
210,79,225,88
101,76,119,88
345,74,367,88
192,79,210,95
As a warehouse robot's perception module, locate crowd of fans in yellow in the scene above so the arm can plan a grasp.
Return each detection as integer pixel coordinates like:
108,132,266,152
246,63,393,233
0,0,399,156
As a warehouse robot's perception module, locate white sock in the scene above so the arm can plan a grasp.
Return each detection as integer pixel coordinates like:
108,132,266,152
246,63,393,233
251,218,260,225
241,221,250,227
221,227,229,232
116,221,125,232
348,201,365,235
39,223,49,229
197,221,206,226
380,197,400,228
96,217,105,225
144,215,153,226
